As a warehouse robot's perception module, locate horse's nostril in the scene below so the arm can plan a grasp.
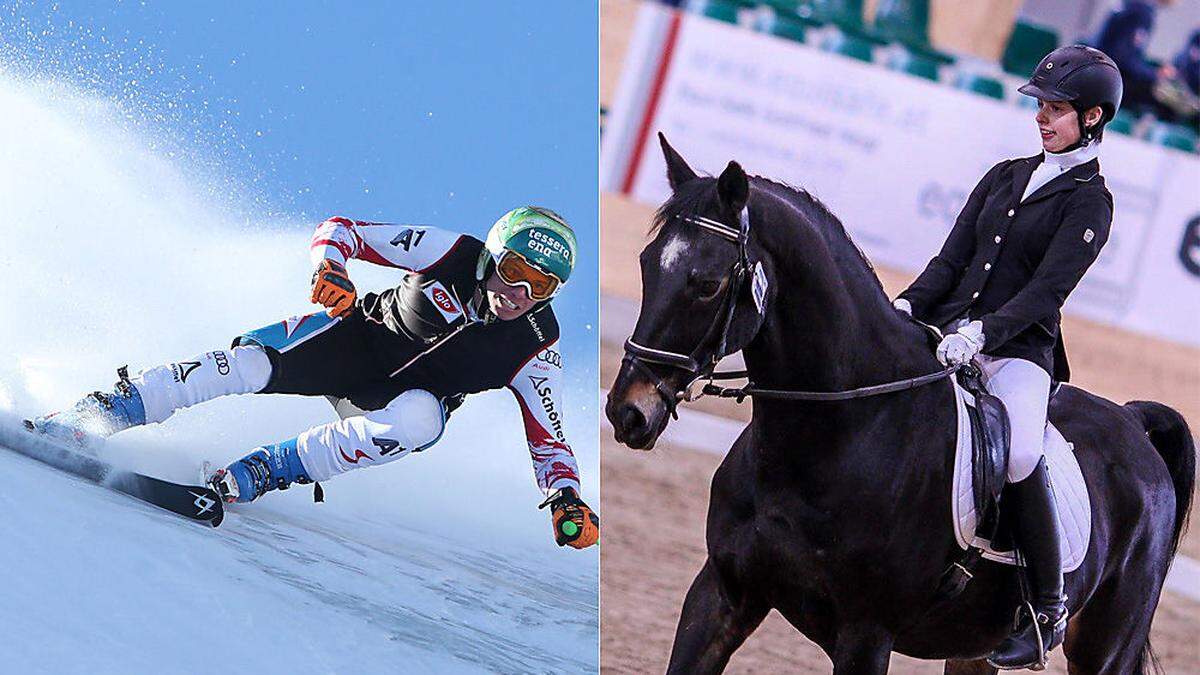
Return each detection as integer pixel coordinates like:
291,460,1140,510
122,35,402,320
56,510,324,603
620,403,647,435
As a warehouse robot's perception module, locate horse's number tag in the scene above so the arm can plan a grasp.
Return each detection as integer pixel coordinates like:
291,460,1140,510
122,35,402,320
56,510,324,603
752,262,768,315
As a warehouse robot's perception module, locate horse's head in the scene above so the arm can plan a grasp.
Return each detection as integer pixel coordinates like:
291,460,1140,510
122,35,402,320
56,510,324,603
607,134,772,449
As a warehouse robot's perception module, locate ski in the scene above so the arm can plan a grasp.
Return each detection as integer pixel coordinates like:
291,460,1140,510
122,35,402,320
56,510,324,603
106,469,225,527
0,413,223,527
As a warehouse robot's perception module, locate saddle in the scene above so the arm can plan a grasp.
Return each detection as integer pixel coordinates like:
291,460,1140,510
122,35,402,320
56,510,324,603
938,369,1092,600
910,321,1014,546
959,366,1010,546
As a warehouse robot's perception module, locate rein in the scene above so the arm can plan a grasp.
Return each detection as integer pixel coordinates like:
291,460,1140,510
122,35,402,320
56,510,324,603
622,203,958,412
695,364,960,403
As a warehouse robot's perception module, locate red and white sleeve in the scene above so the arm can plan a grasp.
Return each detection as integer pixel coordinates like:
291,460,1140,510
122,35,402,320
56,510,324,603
507,340,582,497
309,216,464,272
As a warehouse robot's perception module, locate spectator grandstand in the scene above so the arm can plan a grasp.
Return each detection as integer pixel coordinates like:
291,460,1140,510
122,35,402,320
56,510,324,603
668,0,1198,152
601,0,1200,350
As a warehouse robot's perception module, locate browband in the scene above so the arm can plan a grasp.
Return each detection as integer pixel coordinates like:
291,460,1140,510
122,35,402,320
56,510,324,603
674,205,749,242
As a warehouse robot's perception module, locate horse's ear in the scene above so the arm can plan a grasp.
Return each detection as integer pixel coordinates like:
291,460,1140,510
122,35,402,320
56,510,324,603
659,132,697,190
717,161,749,213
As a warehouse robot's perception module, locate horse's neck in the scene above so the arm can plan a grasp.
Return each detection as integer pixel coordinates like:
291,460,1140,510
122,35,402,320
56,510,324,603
741,305,952,488
732,194,955,509
744,237,933,394
738,229,949,468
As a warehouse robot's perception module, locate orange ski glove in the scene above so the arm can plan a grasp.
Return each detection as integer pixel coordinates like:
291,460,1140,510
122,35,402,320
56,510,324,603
310,259,357,318
540,487,599,549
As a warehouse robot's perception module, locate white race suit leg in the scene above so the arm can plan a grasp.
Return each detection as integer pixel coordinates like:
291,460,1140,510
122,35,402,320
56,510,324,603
295,389,446,482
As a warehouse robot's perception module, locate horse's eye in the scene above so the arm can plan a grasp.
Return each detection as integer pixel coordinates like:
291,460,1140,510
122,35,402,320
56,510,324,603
696,279,723,300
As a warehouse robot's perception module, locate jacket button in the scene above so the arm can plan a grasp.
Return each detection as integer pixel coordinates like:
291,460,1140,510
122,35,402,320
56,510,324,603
994,235,1002,243
984,262,992,270
1007,209,1015,217
972,292,980,299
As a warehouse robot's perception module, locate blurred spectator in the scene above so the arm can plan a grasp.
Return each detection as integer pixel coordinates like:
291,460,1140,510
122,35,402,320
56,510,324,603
1174,29,1199,97
1091,0,1177,116
1151,27,1200,125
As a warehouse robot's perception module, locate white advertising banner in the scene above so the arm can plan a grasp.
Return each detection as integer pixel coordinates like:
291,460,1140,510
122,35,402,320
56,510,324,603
602,6,1200,347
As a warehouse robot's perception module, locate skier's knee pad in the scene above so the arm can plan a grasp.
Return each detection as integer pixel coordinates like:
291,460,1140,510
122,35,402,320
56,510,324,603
295,389,445,482
133,346,272,424
377,389,445,452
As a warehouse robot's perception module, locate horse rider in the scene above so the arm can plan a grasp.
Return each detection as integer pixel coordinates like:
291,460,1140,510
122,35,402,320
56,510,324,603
893,45,1122,669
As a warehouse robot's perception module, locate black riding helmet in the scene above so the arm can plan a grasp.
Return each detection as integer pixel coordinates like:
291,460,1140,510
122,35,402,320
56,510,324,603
1018,44,1123,148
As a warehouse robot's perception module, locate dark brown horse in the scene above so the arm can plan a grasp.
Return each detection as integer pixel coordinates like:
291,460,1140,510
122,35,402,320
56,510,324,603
606,135,1194,674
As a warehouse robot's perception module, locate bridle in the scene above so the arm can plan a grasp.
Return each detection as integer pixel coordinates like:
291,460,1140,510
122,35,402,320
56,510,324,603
623,206,752,417
621,202,959,417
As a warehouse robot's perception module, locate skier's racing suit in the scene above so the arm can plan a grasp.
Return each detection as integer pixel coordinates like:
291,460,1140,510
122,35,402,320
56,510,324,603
82,216,589,544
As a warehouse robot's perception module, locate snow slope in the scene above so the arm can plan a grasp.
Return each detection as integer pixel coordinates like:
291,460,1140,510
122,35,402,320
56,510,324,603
0,72,598,673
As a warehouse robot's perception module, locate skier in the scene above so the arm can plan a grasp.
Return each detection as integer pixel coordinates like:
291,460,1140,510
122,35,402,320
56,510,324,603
31,206,598,549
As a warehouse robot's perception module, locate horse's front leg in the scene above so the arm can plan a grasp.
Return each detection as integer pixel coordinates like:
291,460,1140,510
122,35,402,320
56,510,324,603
831,624,894,675
666,557,768,675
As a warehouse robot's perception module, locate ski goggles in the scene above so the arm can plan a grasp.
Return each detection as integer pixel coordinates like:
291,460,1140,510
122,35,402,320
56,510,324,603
496,250,562,301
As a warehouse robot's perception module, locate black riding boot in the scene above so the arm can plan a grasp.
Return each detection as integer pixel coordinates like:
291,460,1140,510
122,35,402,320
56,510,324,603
987,457,1067,671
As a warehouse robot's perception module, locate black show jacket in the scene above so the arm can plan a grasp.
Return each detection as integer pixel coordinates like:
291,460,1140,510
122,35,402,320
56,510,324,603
898,155,1113,382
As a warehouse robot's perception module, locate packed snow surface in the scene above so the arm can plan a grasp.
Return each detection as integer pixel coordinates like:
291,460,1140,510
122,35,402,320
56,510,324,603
0,72,598,674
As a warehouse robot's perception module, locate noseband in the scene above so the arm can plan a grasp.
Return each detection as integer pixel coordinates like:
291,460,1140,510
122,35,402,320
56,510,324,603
623,206,752,417
621,203,958,416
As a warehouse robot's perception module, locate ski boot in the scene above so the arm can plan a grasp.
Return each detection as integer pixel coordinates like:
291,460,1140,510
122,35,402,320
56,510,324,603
28,367,147,445
208,438,312,503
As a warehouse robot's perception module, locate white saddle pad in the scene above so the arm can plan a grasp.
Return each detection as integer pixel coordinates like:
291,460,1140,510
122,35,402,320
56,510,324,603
951,383,1091,572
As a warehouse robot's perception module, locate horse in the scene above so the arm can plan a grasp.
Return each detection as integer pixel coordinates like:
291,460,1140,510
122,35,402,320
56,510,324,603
605,134,1195,674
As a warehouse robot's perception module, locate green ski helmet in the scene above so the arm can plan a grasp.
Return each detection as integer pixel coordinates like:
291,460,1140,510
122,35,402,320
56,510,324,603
480,206,578,301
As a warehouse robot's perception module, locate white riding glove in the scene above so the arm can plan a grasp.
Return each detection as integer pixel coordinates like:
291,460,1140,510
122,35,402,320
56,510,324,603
936,320,985,366
892,298,913,316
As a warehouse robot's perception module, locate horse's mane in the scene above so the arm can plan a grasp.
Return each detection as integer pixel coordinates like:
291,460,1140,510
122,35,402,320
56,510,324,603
752,176,891,304
649,177,720,235
649,174,891,306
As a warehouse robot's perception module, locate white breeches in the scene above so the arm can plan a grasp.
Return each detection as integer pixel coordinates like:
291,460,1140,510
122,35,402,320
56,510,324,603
296,389,446,482
133,346,272,424
976,353,1051,482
